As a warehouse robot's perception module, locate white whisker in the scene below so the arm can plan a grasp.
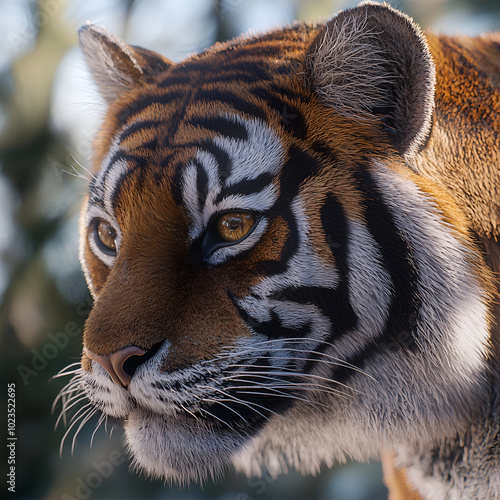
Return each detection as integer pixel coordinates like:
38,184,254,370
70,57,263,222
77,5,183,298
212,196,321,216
198,385,292,424
216,374,347,399
72,408,97,456
223,385,329,408
51,369,83,380
52,377,84,414
59,403,93,457
90,413,106,449
70,154,96,180
56,395,89,430
54,362,82,376
61,167,90,182
199,397,250,425
178,403,201,421
211,338,372,380
222,366,360,393
198,406,236,431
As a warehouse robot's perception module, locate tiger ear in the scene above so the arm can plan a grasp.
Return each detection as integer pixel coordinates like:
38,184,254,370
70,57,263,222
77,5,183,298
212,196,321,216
78,23,172,103
307,2,435,156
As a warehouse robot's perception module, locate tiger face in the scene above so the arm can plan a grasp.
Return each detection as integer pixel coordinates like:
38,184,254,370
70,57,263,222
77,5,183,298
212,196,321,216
59,2,495,485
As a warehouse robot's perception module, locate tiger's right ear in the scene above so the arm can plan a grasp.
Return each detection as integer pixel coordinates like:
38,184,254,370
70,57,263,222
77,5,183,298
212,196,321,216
78,23,172,103
306,2,435,157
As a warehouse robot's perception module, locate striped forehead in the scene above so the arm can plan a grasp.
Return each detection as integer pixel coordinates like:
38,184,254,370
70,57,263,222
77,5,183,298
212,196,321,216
182,114,284,239
86,114,285,228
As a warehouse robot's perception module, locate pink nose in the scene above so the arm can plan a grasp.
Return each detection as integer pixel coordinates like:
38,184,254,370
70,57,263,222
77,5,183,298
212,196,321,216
84,346,147,387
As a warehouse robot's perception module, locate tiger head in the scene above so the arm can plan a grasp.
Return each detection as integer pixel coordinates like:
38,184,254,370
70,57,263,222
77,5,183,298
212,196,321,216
64,2,493,484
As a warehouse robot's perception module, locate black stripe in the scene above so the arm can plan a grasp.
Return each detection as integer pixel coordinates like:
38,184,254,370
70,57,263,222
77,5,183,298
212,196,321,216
254,145,321,276
278,145,321,203
310,141,338,163
197,139,232,182
251,205,298,277
299,195,356,372
170,161,184,206
98,151,143,198
157,73,194,88
116,91,184,123
159,151,176,170
204,66,274,83
328,163,422,385
203,61,294,83
158,61,280,88
111,157,147,211
162,89,193,146
178,48,286,76
201,71,271,85
268,83,307,104
275,282,357,340
119,119,165,142
194,88,268,123
214,173,274,205
354,162,421,351
106,149,139,168
224,45,287,59
320,196,350,285
139,137,159,152
252,87,307,140
230,294,311,340
194,159,208,212
189,115,248,141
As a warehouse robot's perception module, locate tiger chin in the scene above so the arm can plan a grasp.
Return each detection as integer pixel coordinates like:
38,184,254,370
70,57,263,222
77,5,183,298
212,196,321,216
56,1,500,498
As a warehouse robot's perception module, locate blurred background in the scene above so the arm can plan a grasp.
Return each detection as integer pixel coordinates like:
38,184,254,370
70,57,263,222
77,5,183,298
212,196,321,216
0,0,499,499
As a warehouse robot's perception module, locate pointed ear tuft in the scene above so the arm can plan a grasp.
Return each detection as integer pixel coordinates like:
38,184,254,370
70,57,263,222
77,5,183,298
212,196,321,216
307,2,435,156
78,23,172,103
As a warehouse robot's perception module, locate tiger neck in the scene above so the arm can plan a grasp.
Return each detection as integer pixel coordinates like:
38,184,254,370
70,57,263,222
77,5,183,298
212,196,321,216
390,237,500,499
413,33,500,244
396,33,500,496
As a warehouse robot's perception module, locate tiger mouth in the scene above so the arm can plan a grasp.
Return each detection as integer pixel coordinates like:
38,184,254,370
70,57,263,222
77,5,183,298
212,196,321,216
96,365,297,433
125,392,262,433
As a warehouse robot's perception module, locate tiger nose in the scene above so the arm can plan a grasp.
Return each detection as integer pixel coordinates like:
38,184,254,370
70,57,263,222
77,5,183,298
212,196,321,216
84,346,147,387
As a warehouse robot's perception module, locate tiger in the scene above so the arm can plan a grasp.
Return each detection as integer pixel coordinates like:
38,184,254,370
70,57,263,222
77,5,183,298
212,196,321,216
55,2,500,499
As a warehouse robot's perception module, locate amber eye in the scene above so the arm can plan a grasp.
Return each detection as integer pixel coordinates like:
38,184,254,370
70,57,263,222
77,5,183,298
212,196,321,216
95,220,117,253
217,213,255,242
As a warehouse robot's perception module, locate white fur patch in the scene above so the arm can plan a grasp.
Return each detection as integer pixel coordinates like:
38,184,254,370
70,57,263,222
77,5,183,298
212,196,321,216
182,114,284,245
371,162,490,382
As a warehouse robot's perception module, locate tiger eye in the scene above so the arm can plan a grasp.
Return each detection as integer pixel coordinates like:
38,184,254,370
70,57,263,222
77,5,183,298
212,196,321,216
96,220,116,251
217,213,254,242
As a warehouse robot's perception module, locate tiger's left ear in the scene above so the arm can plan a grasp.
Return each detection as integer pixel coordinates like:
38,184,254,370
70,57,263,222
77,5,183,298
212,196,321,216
307,2,435,157
78,23,172,103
